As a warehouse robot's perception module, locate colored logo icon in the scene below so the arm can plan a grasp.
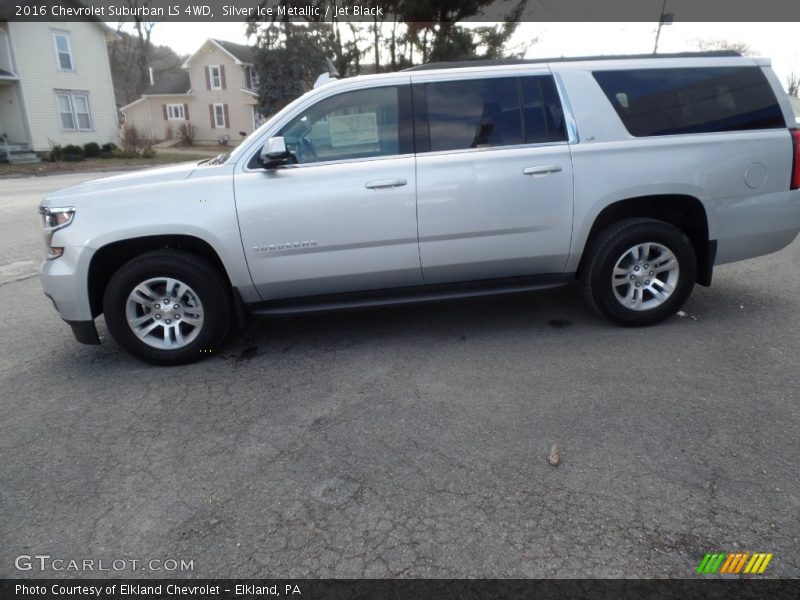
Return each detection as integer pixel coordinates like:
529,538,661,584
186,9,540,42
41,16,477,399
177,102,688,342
696,553,773,574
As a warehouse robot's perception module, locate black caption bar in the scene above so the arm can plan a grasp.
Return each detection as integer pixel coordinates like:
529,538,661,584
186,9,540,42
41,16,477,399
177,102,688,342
2,579,800,600
3,0,800,22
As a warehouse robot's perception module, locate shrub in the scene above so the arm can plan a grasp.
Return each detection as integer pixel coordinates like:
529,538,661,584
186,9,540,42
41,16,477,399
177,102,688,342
111,148,138,159
141,148,156,159
83,142,101,158
119,124,154,157
100,142,117,159
177,122,197,146
62,144,84,161
49,145,63,162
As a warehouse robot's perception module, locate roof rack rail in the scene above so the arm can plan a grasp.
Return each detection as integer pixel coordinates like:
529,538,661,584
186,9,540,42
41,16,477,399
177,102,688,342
403,51,742,72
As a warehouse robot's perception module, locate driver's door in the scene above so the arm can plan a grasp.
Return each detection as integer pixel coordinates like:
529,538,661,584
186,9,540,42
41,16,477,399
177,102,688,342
234,83,421,300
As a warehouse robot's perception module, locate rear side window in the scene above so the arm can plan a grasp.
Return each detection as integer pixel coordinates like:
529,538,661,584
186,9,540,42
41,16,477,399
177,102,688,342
520,76,568,143
416,75,567,152
423,77,522,151
593,67,785,137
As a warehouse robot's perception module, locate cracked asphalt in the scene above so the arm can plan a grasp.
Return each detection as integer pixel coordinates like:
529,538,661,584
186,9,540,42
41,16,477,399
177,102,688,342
1,172,798,578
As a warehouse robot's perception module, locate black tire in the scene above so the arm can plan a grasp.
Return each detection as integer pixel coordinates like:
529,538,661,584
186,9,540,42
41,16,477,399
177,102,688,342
581,218,697,326
103,249,231,365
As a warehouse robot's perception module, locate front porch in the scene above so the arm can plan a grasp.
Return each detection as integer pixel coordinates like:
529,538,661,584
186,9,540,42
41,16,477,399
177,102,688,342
0,78,38,164
0,139,39,164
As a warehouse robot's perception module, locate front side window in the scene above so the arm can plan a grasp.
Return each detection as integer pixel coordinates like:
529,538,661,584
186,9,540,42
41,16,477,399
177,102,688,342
53,32,74,71
167,104,185,120
209,65,222,89
56,91,92,130
278,86,405,165
593,67,786,137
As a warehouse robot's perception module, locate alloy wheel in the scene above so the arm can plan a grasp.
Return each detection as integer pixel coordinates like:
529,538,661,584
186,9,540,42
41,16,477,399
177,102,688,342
611,242,680,311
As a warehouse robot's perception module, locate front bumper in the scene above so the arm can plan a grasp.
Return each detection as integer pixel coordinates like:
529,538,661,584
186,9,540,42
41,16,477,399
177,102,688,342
40,245,100,345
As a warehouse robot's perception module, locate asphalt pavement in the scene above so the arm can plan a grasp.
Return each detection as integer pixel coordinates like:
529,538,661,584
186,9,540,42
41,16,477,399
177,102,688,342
0,172,798,578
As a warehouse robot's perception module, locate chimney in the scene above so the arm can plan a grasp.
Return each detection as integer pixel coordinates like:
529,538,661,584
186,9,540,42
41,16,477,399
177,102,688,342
148,67,154,86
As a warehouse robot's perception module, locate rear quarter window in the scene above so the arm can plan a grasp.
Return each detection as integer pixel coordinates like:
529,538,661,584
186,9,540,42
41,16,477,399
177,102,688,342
593,67,786,137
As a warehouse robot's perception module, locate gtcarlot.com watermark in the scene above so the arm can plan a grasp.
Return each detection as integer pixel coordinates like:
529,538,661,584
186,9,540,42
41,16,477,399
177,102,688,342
15,554,194,573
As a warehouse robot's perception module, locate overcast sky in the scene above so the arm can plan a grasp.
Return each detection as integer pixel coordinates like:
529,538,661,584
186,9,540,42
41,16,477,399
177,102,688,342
142,22,800,92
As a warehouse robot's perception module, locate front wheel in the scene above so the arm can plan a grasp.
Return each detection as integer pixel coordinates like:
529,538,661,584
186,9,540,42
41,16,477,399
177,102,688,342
103,250,231,365
581,218,697,326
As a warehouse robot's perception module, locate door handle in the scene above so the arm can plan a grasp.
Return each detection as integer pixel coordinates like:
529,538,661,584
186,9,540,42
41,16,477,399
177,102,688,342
365,178,407,190
523,165,563,176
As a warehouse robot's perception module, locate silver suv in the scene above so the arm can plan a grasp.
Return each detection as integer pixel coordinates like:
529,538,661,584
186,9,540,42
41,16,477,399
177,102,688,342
39,52,800,365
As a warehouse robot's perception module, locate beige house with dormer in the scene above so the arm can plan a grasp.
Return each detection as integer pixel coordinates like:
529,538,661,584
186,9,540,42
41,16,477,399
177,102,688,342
0,17,119,161
120,39,262,145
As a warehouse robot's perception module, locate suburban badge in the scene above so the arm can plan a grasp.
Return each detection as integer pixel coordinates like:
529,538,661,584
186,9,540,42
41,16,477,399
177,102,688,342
252,241,318,252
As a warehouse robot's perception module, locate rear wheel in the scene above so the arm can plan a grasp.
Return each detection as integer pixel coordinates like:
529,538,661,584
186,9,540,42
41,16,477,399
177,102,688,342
103,250,231,365
581,218,697,326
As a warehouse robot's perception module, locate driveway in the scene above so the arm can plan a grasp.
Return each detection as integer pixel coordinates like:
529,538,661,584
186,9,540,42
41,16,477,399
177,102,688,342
0,172,798,578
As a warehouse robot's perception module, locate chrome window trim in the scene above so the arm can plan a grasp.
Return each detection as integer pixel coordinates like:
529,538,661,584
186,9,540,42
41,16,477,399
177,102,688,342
242,152,416,173
415,140,571,159
242,139,571,173
551,71,579,144
408,66,550,84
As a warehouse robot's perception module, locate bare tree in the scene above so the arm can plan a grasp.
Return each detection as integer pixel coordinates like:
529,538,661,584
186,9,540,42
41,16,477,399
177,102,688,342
108,30,182,106
696,38,753,55
787,72,799,98
118,0,162,96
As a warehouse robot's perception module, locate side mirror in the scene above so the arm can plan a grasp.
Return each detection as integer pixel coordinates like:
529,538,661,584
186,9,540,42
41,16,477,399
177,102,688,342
260,136,293,168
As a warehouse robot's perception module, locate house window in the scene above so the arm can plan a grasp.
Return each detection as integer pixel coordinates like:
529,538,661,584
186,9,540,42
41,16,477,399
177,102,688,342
52,32,74,71
167,104,185,120
56,91,92,131
253,105,265,130
213,103,226,128
245,65,259,90
209,65,222,90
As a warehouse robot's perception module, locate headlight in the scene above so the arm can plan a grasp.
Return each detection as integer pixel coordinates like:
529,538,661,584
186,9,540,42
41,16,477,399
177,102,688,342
39,206,75,259
40,206,75,230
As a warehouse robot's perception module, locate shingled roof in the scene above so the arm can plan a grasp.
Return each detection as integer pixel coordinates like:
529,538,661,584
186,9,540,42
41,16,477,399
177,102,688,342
142,71,191,95
212,39,255,64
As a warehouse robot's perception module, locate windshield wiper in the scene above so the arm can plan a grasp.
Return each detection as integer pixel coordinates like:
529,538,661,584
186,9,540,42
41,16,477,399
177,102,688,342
206,152,231,166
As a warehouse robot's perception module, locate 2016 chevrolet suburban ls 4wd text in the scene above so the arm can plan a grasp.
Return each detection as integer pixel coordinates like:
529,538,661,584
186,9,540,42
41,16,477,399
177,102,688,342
39,52,800,365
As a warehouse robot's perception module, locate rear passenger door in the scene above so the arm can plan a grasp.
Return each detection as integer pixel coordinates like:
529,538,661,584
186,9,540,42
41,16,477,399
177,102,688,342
413,72,574,284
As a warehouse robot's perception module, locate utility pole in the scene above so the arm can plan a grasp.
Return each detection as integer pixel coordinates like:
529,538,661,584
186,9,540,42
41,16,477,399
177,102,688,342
653,0,673,54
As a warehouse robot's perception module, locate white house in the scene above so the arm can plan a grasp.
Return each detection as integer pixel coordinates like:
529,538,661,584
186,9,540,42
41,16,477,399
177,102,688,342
0,17,119,160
